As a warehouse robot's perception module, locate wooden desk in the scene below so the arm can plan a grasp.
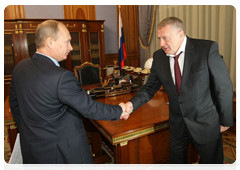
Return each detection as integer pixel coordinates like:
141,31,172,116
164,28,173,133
88,89,198,164
5,84,198,163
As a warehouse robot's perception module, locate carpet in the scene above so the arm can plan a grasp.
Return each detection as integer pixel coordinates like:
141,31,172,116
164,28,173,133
222,131,236,164
4,126,238,170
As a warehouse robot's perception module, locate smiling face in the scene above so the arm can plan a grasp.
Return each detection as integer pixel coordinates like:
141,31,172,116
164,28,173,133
157,24,184,55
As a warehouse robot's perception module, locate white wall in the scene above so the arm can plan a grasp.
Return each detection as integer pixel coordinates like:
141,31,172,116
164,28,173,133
96,5,118,54
24,5,64,19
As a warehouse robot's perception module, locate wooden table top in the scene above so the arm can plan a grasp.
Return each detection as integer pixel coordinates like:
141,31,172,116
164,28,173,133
85,84,170,145
5,84,170,145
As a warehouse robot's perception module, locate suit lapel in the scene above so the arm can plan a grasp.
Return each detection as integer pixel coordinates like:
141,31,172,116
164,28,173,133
180,37,195,95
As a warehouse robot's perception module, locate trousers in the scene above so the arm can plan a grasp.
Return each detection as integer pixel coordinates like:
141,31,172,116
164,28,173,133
170,124,223,164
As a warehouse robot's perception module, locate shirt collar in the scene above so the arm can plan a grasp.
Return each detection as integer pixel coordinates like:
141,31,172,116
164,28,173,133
166,36,187,58
36,52,60,67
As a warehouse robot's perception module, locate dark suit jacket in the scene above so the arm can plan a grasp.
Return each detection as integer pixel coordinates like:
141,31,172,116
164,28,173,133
130,37,233,144
9,53,122,164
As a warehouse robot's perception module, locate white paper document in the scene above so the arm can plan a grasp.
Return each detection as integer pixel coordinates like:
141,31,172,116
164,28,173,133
8,133,23,169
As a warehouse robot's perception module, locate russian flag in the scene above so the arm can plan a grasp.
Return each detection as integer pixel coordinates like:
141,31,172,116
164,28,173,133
118,10,127,69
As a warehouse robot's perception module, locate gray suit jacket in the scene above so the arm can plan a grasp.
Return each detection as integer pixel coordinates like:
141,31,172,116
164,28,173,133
9,53,122,163
130,37,233,144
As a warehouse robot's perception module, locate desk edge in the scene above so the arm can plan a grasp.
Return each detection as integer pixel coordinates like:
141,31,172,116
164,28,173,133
91,120,169,145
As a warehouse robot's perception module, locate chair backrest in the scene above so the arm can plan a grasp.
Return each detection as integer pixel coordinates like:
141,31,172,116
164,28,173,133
74,62,102,86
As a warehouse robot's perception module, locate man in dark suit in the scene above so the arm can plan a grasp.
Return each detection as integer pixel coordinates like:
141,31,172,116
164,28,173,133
124,17,233,164
9,20,129,164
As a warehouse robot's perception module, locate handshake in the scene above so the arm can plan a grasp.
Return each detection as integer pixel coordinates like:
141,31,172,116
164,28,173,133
119,102,133,120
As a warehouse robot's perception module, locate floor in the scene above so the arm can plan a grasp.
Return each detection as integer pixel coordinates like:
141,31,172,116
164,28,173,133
188,120,238,170
228,119,238,136
4,120,238,170
222,120,238,162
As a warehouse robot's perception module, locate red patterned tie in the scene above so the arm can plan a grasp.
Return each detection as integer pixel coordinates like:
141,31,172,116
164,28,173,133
174,52,182,94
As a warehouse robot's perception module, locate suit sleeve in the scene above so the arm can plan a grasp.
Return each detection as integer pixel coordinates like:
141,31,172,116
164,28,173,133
9,77,21,131
208,42,234,127
130,53,162,111
57,71,122,121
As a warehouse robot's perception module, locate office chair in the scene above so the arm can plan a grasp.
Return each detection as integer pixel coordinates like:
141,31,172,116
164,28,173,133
74,61,102,86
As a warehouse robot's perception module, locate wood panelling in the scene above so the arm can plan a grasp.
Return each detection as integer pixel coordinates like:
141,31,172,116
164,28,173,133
4,6,15,19
4,5,139,69
95,5,140,68
121,6,138,54
14,5,25,19
88,88,198,164
233,91,236,119
105,53,118,66
4,19,105,75
64,5,96,20
142,130,170,163
4,5,25,19
4,75,12,101
117,5,139,67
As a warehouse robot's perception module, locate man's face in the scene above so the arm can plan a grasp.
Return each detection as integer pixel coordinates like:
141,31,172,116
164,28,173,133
157,25,183,55
52,25,73,62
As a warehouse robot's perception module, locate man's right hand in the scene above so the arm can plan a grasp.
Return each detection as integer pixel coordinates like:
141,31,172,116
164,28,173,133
120,102,133,120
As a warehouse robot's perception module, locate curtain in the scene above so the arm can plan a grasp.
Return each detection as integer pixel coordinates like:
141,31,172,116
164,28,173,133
149,5,236,91
138,5,156,68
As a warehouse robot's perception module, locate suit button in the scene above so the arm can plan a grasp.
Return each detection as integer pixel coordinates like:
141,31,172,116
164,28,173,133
178,99,182,104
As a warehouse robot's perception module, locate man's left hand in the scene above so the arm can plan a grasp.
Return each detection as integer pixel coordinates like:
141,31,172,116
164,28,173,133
220,126,230,133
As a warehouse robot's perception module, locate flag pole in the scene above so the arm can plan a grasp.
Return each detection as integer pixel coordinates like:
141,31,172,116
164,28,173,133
118,5,121,69
118,5,127,69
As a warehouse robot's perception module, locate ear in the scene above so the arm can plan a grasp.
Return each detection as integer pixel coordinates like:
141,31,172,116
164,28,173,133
179,30,184,38
45,37,54,49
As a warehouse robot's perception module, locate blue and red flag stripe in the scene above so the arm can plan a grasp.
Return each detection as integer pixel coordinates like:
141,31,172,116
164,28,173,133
118,10,127,69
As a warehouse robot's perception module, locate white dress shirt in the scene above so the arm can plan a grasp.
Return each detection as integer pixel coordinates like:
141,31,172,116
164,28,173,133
166,36,187,85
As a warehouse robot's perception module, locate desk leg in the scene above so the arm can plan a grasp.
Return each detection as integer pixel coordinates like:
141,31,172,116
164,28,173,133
114,142,129,164
90,123,112,164
91,124,103,156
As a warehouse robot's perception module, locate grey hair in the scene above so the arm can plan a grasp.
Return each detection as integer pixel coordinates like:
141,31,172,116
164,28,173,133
157,17,186,34
35,20,64,49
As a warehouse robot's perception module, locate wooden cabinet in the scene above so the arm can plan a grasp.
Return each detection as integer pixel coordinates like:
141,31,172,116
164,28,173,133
4,19,106,101
4,33,16,75
4,19,105,76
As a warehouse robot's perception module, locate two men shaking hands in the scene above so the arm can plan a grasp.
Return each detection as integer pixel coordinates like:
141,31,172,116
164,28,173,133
119,102,133,120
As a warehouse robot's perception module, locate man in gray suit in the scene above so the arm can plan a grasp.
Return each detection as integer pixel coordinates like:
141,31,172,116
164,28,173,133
9,20,128,164
124,17,233,164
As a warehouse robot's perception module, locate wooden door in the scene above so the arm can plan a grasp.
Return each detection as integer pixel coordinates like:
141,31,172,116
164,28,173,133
86,21,106,77
64,5,96,20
